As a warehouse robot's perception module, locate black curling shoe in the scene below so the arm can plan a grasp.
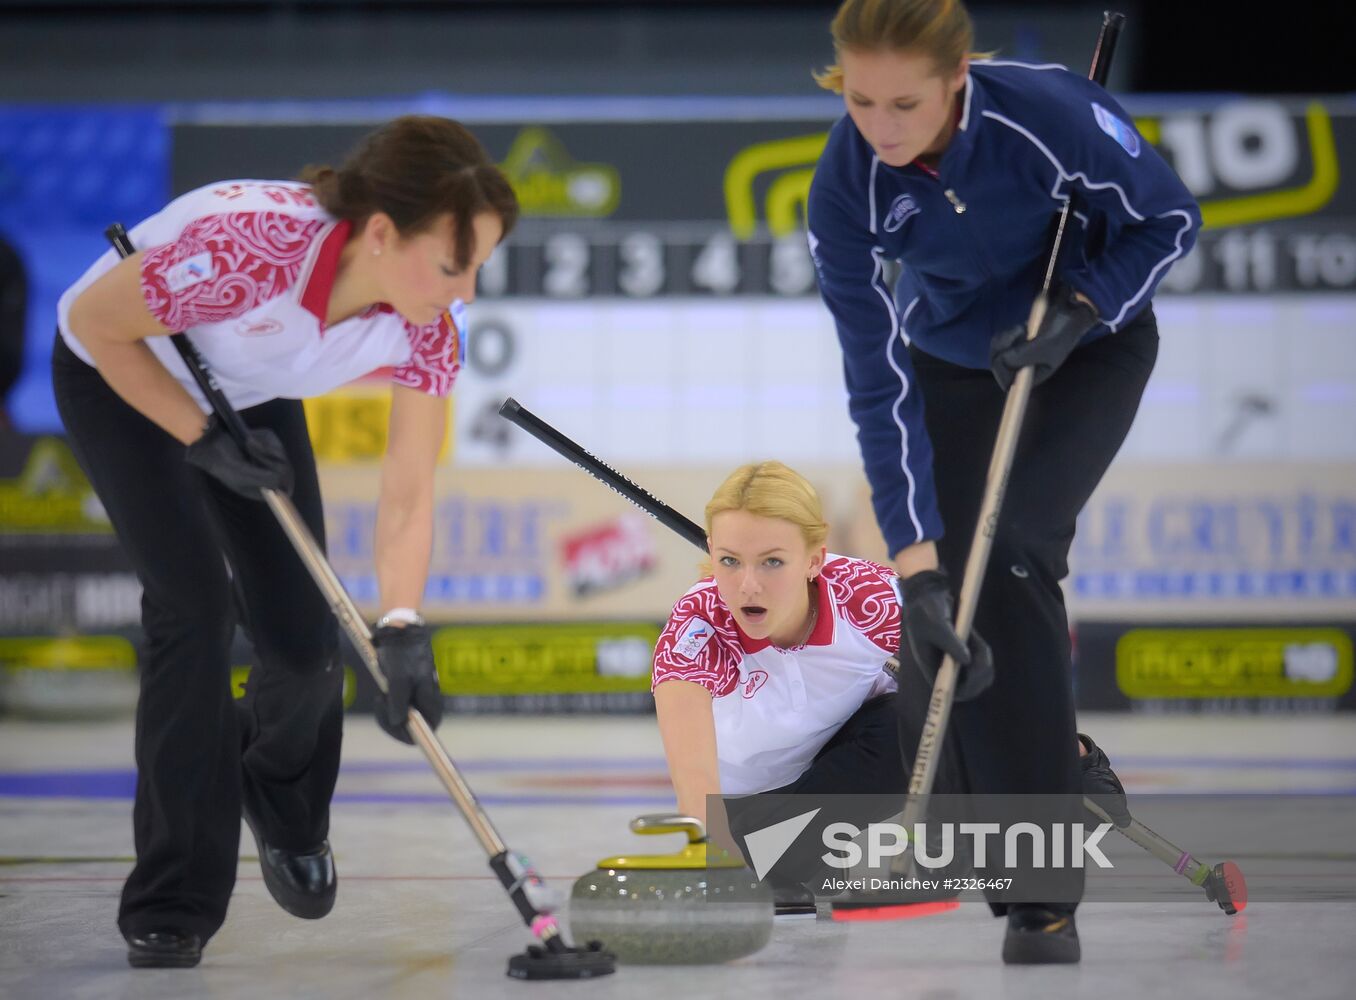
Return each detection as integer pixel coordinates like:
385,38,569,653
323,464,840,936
125,929,202,969
1002,906,1081,965
770,878,818,919
244,811,336,919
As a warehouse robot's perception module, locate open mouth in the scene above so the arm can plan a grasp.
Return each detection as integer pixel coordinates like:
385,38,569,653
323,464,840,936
740,606,768,626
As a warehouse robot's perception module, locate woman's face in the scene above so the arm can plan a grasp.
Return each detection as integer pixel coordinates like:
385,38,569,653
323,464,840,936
375,211,502,327
840,48,968,168
709,509,825,647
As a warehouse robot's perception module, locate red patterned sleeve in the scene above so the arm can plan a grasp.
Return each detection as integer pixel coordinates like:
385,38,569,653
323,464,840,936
651,586,741,697
138,212,322,332
824,557,901,655
391,308,462,398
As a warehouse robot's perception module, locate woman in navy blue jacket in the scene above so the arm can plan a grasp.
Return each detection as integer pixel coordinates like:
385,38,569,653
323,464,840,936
807,0,1200,964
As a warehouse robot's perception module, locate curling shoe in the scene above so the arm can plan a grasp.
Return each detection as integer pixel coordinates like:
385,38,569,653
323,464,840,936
244,808,336,919
769,877,818,919
125,929,202,969
1001,905,1081,965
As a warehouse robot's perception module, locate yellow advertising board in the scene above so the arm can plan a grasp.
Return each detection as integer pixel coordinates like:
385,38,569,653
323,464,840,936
1116,627,1353,699
303,385,453,464
0,635,134,670
431,621,659,696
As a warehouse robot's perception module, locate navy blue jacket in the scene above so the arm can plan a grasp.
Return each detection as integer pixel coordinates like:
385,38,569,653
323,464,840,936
808,61,1201,557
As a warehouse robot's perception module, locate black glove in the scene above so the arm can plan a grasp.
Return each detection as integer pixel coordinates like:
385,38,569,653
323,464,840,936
185,414,294,499
372,623,443,744
897,570,994,702
989,282,1100,392
1079,733,1131,828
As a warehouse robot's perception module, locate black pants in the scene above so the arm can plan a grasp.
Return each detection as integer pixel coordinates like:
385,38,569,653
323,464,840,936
51,335,343,941
902,308,1159,912
724,694,907,885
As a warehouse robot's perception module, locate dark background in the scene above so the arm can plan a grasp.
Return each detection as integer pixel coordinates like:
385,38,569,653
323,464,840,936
0,0,1348,101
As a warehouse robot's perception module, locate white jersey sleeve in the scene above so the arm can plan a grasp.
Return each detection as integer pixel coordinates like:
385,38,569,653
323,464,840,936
651,581,744,697
138,211,323,332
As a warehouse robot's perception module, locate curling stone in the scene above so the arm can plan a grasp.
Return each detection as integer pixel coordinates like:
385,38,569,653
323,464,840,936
569,814,774,964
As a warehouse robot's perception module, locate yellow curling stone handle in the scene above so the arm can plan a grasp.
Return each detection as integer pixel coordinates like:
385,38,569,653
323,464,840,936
596,813,745,870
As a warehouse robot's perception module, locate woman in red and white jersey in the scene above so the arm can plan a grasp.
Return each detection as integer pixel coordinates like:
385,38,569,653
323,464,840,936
52,116,517,967
652,462,939,899
652,461,1128,905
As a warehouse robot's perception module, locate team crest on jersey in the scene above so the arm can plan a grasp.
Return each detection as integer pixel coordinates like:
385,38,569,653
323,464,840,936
883,194,921,233
806,230,823,273
673,618,714,660
163,251,215,293
741,669,769,699
236,317,283,337
1092,103,1140,158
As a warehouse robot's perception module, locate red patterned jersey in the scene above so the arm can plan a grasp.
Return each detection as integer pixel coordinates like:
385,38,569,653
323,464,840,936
58,180,463,410
653,554,900,795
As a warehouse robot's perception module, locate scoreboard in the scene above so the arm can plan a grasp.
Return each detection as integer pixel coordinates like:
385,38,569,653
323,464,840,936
477,226,818,299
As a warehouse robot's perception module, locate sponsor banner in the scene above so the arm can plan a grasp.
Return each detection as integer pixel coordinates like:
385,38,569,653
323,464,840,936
0,431,140,632
431,621,658,694
14,451,1349,629
0,433,113,536
1075,622,1356,712
302,383,453,465
173,119,832,229
0,573,142,631
0,635,135,671
0,635,140,719
422,620,657,714
561,515,658,597
1071,462,1356,620
1117,628,1353,700
339,620,659,715
34,422,1345,617
1133,101,1347,235
0,633,360,718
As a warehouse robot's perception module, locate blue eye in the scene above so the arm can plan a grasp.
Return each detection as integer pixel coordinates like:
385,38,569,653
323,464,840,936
719,556,738,567
764,558,784,569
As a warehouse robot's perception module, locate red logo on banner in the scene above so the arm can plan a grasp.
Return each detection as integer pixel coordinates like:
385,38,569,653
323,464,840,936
561,515,657,597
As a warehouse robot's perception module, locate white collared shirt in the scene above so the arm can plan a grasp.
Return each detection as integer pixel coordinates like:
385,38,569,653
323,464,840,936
57,179,462,411
652,554,900,795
